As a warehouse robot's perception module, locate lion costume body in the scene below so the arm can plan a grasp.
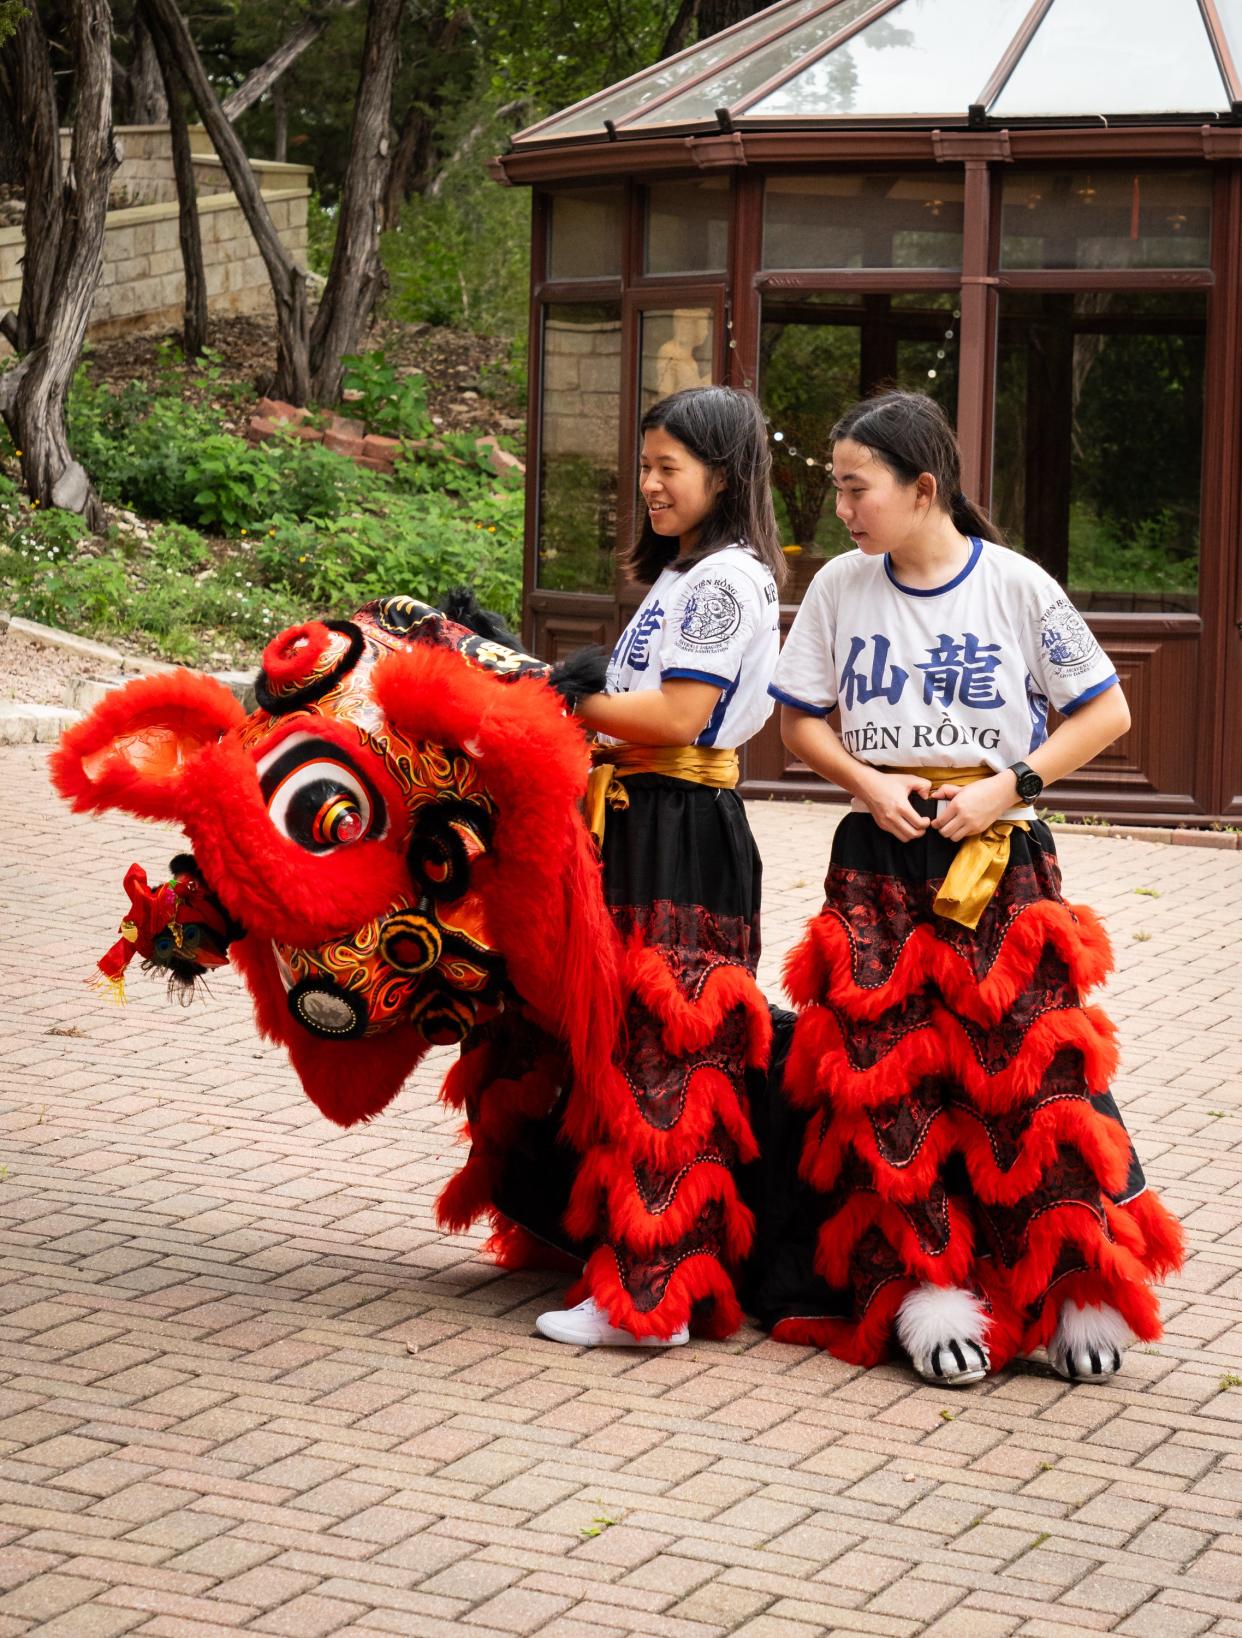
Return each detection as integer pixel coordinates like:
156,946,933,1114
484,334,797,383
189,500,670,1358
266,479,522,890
52,597,764,1341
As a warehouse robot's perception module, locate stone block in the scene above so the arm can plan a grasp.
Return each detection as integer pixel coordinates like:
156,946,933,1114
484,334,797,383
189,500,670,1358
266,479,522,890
257,399,310,424
325,413,366,440
323,431,366,459
362,434,402,460
475,435,525,477
579,355,622,394
354,455,394,473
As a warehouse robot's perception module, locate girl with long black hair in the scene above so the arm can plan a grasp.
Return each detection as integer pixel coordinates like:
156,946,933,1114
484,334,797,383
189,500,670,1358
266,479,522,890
533,384,786,1347
756,389,1182,1385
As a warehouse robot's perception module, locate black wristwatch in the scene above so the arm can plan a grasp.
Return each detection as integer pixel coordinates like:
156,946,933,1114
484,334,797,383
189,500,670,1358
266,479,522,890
1009,760,1044,802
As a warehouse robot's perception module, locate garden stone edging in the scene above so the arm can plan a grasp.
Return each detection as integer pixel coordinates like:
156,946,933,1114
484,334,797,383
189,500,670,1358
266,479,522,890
243,398,525,480
0,614,256,743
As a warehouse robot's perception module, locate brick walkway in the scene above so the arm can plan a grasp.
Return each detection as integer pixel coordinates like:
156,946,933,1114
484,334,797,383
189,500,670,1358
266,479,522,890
2,743,1241,1637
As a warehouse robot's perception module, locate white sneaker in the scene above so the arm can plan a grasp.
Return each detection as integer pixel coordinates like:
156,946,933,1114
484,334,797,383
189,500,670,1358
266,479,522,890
534,1296,689,1347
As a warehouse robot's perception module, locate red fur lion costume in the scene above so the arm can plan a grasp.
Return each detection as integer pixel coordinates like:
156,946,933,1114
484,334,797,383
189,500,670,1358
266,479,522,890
51,596,765,1341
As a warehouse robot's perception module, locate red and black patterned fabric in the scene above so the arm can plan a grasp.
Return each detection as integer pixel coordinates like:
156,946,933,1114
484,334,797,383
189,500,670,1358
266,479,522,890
752,804,1183,1368
479,775,770,1339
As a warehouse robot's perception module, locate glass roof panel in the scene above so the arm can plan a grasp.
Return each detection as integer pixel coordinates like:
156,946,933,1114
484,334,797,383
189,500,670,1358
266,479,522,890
1211,0,1242,85
518,0,827,140
642,0,880,125
748,0,1033,118
993,0,1228,116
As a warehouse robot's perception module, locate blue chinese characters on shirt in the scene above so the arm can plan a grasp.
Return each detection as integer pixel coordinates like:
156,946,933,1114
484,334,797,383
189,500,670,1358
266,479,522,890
769,538,1119,773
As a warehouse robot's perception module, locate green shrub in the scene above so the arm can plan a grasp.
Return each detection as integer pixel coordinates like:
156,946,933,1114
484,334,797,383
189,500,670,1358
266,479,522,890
256,479,523,625
341,351,433,440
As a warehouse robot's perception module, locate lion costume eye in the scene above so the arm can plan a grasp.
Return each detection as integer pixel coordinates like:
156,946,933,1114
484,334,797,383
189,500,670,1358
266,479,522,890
256,733,386,853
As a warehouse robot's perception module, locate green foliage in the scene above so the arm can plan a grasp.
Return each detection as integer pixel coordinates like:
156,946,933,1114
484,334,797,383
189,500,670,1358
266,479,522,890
341,352,433,440
0,0,24,47
257,486,523,624
382,96,531,339
306,191,337,277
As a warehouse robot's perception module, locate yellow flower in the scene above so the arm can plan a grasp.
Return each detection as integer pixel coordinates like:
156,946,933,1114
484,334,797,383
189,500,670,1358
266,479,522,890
268,528,276,536
487,525,496,533
14,450,21,457
240,528,247,536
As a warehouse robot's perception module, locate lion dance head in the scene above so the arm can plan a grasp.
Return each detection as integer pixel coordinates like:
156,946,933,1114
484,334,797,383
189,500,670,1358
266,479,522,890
51,595,618,1129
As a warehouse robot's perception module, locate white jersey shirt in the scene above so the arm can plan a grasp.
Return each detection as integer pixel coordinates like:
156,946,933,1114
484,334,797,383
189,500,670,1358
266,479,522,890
769,538,1119,816
603,545,780,749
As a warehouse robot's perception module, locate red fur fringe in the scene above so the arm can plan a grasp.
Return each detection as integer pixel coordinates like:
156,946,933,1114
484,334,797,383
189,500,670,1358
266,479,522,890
784,999,1119,1119
375,646,622,1135
580,1243,744,1340
801,1095,1135,1206
566,1144,755,1262
803,1189,1183,1369
813,1193,978,1289
49,670,245,820
436,1057,564,1234
483,1214,580,1274
784,899,1114,1027
772,1277,913,1367
627,946,773,1064
229,933,429,1125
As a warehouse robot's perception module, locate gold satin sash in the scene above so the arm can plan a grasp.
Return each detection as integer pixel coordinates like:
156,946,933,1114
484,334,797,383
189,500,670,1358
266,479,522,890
887,764,1030,932
585,743,740,848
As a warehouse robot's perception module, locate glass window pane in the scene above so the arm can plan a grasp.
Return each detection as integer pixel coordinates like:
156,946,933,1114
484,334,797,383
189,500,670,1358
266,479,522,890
647,178,731,274
528,0,828,139
548,188,624,280
1001,171,1212,270
759,292,959,582
539,303,621,594
651,0,879,125
764,174,964,269
992,291,1205,612
994,0,1227,116
1214,0,1242,75
639,307,716,416
750,0,1033,118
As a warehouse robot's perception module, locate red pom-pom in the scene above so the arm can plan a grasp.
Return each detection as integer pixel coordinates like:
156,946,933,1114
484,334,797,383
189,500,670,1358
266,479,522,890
261,622,332,687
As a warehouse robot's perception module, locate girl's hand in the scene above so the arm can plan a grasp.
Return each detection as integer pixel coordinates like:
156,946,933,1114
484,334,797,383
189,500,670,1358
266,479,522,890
932,772,1018,842
855,769,933,841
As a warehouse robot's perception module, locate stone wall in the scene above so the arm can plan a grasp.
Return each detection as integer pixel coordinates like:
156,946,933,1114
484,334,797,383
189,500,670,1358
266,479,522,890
541,313,622,463
1,126,311,357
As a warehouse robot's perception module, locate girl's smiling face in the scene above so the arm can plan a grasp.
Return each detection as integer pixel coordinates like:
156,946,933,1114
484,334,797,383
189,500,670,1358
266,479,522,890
831,436,925,556
639,425,723,546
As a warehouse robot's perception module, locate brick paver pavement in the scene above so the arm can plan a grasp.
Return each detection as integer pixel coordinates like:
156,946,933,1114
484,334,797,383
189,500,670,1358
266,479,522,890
2,743,1241,1636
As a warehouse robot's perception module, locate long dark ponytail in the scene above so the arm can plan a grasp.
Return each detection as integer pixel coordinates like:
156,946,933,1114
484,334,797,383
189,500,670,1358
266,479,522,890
830,391,1005,544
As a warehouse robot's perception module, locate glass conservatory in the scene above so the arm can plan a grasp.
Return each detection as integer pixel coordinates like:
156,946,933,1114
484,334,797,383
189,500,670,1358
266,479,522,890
493,0,1242,823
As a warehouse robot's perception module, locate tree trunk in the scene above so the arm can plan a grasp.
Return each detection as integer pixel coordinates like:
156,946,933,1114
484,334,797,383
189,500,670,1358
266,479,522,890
0,7,63,354
143,0,310,402
659,0,701,58
141,0,206,357
697,0,776,37
127,11,167,123
272,79,288,161
380,9,464,228
381,99,433,229
309,0,406,405
0,0,119,530
221,0,361,123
